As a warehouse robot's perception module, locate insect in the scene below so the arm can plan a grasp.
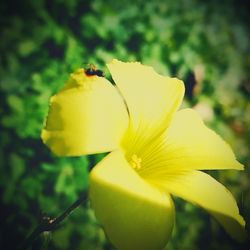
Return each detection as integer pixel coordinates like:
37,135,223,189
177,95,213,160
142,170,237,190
84,64,104,77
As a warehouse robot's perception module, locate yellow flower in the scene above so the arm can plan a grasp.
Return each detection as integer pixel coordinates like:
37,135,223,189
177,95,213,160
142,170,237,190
41,60,246,250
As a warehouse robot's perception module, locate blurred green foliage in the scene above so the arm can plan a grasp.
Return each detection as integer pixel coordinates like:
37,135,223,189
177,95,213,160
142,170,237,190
0,0,249,249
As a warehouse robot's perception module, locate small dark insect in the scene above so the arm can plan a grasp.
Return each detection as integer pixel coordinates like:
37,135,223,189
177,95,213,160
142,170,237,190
85,64,104,77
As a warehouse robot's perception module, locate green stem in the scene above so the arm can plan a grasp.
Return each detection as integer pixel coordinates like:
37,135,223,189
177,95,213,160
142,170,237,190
18,191,88,250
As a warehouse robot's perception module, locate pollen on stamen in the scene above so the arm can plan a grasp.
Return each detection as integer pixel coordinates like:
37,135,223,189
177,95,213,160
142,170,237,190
130,154,142,170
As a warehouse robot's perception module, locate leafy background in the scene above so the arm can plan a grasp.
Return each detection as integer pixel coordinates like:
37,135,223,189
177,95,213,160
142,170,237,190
0,0,249,249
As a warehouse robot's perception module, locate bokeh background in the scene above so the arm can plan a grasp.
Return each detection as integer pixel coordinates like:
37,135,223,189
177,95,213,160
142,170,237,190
0,0,249,249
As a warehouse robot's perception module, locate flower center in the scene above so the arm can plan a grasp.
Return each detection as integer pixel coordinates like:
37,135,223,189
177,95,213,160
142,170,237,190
130,154,142,170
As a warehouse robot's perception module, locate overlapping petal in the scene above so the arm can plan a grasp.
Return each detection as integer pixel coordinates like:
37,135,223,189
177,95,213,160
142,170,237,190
149,170,246,241
41,69,129,156
165,109,244,170
89,150,175,250
139,108,243,177
107,60,184,157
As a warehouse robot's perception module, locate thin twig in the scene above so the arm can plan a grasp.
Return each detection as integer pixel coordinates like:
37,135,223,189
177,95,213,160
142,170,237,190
18,191,88,250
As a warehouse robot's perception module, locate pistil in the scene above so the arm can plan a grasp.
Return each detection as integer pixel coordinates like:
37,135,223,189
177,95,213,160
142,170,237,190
130,154,142,170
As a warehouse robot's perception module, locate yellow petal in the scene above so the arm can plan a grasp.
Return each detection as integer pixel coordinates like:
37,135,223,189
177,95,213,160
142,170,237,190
166,108,243,170
89,150,175,250
150,170,246,241
139,108,243,176
107,59,184,157
41,69,128,156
